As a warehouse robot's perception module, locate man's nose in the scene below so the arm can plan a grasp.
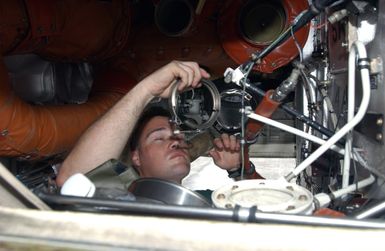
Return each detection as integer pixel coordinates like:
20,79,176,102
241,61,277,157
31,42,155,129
169,136,181,149
169,135,187,149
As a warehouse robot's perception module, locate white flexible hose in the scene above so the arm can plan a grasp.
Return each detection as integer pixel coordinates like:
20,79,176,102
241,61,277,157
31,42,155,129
314,175,375,208
258,41,369,181
247,112,346,155
288,41,370,180
333,175,375,199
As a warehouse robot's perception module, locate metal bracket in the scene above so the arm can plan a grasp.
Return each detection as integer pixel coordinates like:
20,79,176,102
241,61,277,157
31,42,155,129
355,113,384,144
369,57,383,89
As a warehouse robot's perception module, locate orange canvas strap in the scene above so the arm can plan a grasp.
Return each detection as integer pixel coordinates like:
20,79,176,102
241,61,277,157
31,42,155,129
246,90,280,140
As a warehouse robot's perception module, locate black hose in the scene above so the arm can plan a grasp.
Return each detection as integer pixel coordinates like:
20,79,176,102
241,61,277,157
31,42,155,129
251,0,342,62
244,82,337,140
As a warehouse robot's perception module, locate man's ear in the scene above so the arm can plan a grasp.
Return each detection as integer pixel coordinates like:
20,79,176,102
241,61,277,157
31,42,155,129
131,150,141,168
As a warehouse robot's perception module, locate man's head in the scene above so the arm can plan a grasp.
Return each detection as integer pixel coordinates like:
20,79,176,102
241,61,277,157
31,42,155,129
129,107,190,183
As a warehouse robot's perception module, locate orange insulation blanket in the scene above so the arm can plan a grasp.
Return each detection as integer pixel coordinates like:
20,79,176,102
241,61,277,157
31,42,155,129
0,60,134,158
246,90,281,140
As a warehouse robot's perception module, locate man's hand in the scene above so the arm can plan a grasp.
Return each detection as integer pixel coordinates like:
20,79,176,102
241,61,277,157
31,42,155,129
139,60,210,99
58,60,209,186
208,133,241,171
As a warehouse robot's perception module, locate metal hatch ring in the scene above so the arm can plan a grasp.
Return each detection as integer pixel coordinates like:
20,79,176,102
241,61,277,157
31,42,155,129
169,78,221,130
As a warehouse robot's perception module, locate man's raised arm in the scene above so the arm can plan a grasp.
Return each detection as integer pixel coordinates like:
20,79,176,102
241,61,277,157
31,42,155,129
57,61,209,186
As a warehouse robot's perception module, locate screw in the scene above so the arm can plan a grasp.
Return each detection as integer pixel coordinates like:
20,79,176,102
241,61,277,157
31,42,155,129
217,193,226,200
376,118,383,126
376,133,383,141
286,186,294,191
299,195,308,201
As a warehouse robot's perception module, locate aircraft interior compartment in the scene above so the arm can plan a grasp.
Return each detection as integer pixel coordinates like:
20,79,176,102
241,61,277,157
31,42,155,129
1,0,385,249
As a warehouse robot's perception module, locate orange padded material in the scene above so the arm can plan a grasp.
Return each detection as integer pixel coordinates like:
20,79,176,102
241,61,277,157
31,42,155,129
313,208,346,218
0,0,132,158
246,90,280,140
242,90,280,179
0,59,135,158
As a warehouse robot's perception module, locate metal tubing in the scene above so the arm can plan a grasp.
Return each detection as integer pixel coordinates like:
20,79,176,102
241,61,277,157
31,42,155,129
354,200,385,220
39,193,385,229
244,82,336,139
254,211,385,229
342,42,360,189
287,41,370,180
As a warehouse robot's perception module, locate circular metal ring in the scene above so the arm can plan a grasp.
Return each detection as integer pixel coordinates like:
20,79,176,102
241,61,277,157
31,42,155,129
212,179,314,215
169,78,220,130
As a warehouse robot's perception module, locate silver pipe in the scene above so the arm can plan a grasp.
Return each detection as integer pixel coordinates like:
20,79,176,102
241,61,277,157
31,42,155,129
354,201,385,220
40,193,385,229
271,69,301,102
322,98,329,135
254,211,385,229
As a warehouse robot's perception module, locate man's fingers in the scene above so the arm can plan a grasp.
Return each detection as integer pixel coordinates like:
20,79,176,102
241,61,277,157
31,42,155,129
229,135,237,151
167,61,210,94
168,62,189,91
235,138,241,152
213,138,224,150
208,149,220,162
142,60,211,99
216,134,240,152
178,63,195,89
200,68,210,79
220,133,231,149
180,61,210,88
180,62,197,86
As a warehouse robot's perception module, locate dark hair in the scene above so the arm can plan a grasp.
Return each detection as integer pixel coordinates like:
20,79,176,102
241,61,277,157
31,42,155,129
129,106,171,151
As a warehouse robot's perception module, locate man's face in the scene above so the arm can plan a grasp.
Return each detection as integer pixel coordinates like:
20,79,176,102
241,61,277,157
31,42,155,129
131,116,190,183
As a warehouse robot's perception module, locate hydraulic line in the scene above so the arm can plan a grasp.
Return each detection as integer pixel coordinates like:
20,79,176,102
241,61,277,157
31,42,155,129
245,90,280,140
242,69,300,178
244,81,336,139
285,41,371,181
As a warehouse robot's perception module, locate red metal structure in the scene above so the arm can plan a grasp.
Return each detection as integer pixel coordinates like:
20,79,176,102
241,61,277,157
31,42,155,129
0,0,309,158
